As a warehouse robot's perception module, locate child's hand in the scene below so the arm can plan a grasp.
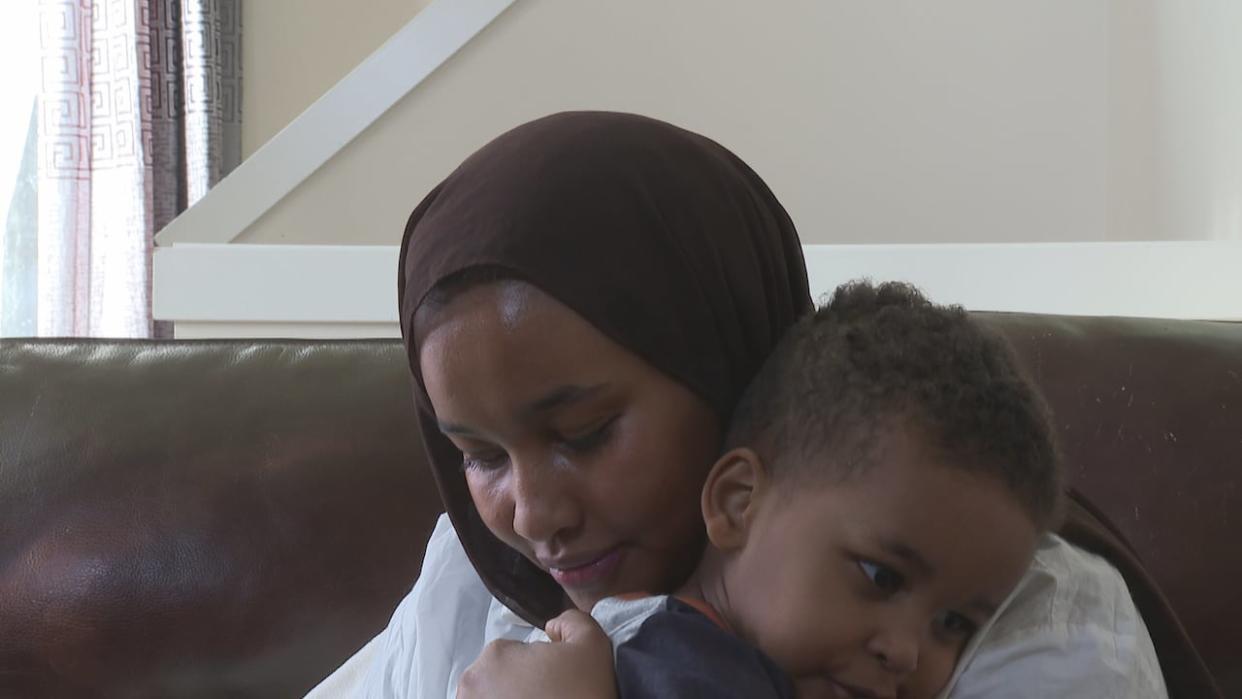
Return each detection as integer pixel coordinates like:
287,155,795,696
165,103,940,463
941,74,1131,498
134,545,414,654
457,610,617,699
544,608,609,646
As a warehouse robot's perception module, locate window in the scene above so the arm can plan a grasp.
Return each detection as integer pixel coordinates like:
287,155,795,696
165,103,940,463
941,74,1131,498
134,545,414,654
0,1,38,336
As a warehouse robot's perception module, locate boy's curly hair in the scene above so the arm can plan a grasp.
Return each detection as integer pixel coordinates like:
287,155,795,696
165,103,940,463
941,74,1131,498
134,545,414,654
726,280,1063,529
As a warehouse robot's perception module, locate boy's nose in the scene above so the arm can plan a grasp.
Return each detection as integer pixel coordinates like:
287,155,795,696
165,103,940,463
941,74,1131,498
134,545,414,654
867,625,920,676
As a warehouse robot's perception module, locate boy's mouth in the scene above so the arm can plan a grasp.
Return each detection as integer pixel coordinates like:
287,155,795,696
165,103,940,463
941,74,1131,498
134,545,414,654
828,678,891,699
543,547,625,588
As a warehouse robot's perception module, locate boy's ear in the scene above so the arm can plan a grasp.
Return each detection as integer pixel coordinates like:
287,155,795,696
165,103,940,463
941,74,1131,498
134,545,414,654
701,447,771,551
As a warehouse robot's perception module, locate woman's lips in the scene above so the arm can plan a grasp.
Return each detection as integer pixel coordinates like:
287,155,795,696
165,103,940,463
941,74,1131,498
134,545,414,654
545,548,625,588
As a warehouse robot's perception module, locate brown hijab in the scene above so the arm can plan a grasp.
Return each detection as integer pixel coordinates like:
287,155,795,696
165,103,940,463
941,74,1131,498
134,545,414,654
397,112,812,625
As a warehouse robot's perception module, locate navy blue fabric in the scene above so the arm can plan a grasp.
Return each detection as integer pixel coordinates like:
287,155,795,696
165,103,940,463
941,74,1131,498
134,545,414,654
614,598,793,699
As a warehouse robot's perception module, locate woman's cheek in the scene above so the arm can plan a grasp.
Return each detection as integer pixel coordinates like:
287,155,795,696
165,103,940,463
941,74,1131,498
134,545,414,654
630,443,704,523
465,471,515,540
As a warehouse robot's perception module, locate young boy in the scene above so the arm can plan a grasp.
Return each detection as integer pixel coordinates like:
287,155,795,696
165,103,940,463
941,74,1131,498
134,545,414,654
539,280,1062,699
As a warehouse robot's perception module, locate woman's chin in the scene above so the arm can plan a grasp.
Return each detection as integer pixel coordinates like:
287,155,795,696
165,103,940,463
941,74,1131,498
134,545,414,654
565,589,606,611
563,577,630,611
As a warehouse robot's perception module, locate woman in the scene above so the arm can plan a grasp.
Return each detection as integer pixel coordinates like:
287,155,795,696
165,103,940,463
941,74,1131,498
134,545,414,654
309,112,1174,698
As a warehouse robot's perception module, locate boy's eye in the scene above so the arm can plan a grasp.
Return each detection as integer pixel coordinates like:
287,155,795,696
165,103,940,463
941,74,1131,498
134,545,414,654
858,560,905,594
933,610,978,641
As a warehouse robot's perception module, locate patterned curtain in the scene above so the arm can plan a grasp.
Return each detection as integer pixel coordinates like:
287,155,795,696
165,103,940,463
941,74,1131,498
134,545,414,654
34,0,241,338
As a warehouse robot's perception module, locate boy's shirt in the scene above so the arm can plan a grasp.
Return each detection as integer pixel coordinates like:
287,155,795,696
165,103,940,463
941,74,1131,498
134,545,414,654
532,595,793,698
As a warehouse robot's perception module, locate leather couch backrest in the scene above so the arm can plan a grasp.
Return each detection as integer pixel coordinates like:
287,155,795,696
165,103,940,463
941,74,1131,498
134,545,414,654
1,340,441,697
980,313,1240,695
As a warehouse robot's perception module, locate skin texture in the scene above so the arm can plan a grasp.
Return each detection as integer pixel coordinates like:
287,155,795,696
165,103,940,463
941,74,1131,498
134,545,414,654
417,280,722,613
690,425,1039,699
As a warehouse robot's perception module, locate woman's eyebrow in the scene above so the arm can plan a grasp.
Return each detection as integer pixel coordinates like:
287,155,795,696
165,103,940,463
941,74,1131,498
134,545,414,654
522,383,609,416
436,384,611,436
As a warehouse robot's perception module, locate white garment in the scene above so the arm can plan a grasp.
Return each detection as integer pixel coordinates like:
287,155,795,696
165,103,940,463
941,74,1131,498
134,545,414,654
525,595,671,650
306,515,532,699
306,515,1169,699
940,535,1168,699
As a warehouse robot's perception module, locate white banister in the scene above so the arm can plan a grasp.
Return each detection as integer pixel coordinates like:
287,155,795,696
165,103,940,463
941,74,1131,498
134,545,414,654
154,242,1242,338
153,0,518,246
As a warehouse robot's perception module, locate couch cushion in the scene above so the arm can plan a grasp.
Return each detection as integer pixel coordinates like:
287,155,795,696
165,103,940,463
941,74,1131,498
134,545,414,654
0,339,440,697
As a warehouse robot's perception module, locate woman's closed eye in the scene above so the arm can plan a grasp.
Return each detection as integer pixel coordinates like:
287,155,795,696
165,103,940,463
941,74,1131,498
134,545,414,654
461,449,509,472
858,559,905,594
559,415,619,452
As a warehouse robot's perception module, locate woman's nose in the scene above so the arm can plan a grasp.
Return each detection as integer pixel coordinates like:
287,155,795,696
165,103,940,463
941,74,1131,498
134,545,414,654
509,455,582,545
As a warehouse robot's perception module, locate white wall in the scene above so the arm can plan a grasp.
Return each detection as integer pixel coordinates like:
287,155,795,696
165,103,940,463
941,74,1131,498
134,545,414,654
240,0,433,159
227,0,1242,247
236,1,1112,246
223,0,1242,247
1147,1,1242,242
156,1,1242,337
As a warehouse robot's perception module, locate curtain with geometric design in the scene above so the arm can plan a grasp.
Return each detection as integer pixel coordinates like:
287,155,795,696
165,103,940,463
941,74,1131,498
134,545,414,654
30,0,240,337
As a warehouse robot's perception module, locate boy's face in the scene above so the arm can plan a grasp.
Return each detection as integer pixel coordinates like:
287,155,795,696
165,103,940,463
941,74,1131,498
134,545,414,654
711,428,1038,699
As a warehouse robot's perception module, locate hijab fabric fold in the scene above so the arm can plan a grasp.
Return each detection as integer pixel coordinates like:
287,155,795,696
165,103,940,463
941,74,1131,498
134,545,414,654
398,112,812,625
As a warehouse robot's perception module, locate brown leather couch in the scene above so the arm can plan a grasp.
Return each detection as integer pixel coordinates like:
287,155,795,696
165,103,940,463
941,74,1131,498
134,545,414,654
1,313,1238,698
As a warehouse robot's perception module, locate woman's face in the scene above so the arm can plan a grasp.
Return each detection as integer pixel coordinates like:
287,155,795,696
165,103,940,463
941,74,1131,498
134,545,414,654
417,281,722,610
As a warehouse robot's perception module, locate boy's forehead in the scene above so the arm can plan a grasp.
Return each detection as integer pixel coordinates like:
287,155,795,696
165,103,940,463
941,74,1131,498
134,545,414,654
905,476,1033,579
792,430,1039,591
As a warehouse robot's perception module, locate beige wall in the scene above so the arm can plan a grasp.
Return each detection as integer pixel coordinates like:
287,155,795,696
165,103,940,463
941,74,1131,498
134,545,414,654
241,0,432,159
235,0,1238,246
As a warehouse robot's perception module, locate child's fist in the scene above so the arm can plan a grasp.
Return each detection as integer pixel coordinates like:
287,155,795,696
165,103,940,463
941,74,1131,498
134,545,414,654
457,610,617,699
545,608,609,647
